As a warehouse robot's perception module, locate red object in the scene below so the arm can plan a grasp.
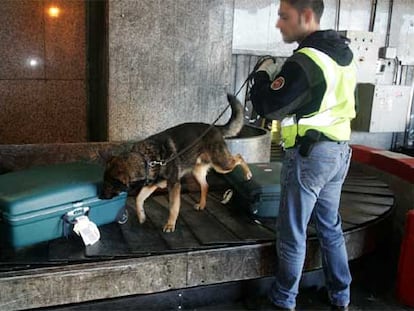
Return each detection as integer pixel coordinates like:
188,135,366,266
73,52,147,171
350,144,379,164
370,151,414,184
397,210,414,307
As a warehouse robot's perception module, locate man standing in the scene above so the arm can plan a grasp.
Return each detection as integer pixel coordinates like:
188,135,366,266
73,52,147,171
250,0,356,310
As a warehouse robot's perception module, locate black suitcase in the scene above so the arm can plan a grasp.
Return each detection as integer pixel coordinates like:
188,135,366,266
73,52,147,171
223,162,282,219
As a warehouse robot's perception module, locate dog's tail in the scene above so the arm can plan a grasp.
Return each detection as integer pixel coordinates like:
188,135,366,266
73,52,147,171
217,94,244,138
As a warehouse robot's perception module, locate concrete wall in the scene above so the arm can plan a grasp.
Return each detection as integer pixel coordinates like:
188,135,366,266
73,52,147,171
107,0,235,141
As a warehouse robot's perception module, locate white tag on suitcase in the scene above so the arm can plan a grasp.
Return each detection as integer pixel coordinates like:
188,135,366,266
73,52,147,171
73,215,101,246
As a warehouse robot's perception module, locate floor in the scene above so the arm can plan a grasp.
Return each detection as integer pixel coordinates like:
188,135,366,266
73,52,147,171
196,247,412,311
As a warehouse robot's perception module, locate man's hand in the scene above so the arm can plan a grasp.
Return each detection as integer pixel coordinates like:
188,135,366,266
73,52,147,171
256,58,275,70
254,57,279,81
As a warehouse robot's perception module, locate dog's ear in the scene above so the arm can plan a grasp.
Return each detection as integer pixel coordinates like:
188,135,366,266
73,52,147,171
105,156,118,168
97,149,114,164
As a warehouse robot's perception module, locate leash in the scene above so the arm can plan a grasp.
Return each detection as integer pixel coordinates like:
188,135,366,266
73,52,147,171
143,56,274,173
147,79,252,169
244,55,277,124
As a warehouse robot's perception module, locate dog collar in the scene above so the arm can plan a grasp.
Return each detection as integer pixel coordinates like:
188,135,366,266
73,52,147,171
148,160,166,167
137,151,165,185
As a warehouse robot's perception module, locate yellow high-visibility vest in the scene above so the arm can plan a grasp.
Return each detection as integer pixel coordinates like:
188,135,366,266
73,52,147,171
281,47,356,148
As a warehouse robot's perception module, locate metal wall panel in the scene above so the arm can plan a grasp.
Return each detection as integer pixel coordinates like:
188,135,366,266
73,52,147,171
352,84,412,132
233,0,383,57
389,0,414,65
232,0,414,150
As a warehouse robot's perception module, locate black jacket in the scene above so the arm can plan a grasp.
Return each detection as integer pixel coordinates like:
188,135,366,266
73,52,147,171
250,30,354,121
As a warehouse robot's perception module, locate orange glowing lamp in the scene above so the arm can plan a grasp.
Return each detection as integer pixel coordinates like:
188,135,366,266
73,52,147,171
48,6,60,18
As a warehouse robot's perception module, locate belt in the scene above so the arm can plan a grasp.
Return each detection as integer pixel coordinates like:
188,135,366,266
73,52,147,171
296,133,345,145
294,132,347,157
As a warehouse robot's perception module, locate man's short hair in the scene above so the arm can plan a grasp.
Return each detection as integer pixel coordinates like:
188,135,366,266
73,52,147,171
281,0,324,22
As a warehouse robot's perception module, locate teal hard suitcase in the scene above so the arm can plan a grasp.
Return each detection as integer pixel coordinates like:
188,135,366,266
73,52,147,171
224,162,282,219
0,162,127,249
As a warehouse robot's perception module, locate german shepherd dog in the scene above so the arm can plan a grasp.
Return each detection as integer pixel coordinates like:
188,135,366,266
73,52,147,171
101,94,252,232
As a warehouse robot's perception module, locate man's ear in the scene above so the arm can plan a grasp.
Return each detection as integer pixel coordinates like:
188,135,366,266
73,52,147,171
302,7,314,24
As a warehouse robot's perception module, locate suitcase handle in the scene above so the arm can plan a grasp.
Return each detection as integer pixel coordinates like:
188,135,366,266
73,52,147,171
65,206,90,220
62,206,90,237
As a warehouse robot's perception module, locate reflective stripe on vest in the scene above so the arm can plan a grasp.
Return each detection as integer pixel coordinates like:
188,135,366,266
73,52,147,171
281,116,297,150
281,47,356,148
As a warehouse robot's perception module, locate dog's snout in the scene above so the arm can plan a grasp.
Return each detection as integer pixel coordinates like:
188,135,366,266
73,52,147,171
99,192,114,200
100,182,118,200
99,189,115,200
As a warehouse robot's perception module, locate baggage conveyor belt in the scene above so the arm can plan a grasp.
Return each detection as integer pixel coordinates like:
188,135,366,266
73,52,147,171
0,163,395,310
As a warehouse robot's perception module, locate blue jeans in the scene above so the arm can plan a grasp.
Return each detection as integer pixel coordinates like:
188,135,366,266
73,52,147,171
269,141,352,309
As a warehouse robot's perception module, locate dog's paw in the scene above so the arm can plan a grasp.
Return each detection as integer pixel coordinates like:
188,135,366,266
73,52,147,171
245,171,253,180
163,223,176,233
193,203,206,211
137,211,146,224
